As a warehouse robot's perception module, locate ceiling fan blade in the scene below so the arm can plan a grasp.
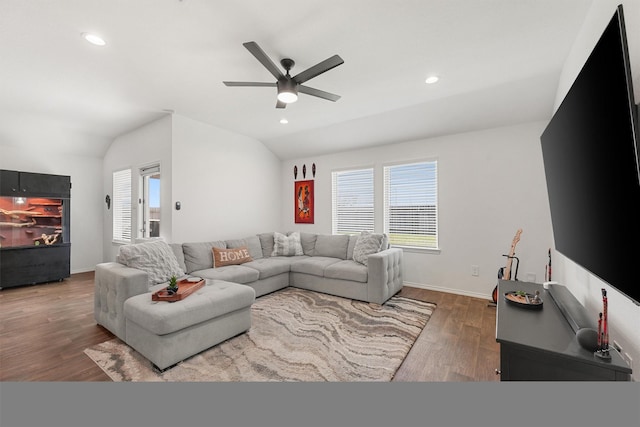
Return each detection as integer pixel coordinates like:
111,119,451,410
293,55,344,84
243,41,284,81
276,99,287,109
299,85,341,102
223,81,276,87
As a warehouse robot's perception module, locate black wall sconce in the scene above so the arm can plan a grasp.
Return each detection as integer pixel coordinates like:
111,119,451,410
105,195,111,209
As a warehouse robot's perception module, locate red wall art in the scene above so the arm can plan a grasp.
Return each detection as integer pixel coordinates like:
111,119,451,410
294,180,314,224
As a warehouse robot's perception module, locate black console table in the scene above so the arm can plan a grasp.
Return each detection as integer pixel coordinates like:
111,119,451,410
495,280,631,381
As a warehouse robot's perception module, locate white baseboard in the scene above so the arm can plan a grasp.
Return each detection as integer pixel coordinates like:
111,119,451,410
403,280,492,301
70,267,95,275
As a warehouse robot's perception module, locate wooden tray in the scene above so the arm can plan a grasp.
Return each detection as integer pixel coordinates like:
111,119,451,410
504,291,543,309
152,279,205,302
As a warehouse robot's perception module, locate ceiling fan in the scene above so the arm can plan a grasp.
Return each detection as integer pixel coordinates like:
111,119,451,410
223,41,344,108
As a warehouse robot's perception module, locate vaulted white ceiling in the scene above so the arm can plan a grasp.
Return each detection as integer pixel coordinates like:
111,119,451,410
0,0,598,159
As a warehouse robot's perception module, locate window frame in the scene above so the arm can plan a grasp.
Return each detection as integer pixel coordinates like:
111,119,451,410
331,167,375,236
112,167,132,244
383,159,438,250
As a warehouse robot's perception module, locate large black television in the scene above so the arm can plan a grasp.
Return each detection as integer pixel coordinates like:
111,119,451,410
540,4,640,306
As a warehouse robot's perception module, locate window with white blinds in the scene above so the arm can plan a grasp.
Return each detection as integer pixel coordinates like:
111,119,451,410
113,168,132,243
383,161,438,249
331,168,374,235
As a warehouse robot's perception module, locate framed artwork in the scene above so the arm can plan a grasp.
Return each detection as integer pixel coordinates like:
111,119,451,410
294,180,314,224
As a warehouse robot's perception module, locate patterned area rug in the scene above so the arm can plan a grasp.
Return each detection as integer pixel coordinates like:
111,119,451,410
84,287,435,382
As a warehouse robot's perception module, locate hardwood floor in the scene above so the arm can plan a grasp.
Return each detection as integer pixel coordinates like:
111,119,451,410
0,272,500,382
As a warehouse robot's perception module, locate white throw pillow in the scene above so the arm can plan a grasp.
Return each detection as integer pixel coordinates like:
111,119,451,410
271,231,304,257
118,240,185,286
352,231,384,266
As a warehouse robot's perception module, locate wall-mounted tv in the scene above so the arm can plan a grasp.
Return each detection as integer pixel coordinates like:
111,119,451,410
540,4,640,306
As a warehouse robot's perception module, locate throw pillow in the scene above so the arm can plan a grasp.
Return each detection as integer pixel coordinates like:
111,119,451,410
118,240,185,286
212,246,253,267
271,231,304,257
352,231,384,266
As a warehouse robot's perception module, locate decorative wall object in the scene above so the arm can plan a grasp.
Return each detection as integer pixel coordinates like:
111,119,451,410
294,165,298,180
312,163,316,177
302,164,307,178
294,180,314,224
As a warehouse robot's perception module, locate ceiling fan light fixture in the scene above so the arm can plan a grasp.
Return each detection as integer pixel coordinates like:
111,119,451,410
81,32,106,46
277,80,298,103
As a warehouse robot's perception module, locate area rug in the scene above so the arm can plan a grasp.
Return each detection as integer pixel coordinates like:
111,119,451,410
84,287,436,382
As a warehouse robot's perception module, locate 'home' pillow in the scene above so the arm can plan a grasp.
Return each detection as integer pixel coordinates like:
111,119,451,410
271,231,304,257
212,246,253,267
352,231,384,266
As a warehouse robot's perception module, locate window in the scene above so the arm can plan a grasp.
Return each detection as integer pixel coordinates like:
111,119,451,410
384,161,438,249
139,164,160,238
112,168,132,243
331,168,374,235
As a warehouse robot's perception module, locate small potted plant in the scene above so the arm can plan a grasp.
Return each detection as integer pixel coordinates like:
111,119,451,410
166,275,179,295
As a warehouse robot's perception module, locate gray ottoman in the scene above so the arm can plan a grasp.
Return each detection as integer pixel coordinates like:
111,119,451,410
123,280,255,370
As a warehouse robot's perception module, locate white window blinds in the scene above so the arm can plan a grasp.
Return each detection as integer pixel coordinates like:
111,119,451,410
331,168,374,235
113,168,132,243
383,161,438,249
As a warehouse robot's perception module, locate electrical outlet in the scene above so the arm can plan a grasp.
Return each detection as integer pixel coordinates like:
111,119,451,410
471,265,479,276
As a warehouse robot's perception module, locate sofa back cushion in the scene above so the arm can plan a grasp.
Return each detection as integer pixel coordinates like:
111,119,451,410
299,232,318,256
117,240,185,286
347,234,359,260
226,235,263,260
258,232,276,258
212,246,253,267
182,241,226,273
314,234,350,259
170,243,187,273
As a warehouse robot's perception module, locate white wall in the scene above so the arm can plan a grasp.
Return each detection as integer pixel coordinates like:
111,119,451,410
0,144,103,273
281,121,554,300
101,114,282,257
551,0,640,379
102,115,173,261
170,115,282,242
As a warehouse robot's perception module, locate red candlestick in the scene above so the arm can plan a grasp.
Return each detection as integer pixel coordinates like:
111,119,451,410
597,312,602,350
602,289,608,351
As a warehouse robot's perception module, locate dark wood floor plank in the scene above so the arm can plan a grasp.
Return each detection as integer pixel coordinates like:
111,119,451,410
1,272,500,382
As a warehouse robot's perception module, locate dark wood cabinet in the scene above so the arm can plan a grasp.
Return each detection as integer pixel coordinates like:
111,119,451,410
495,280,631,381
0,169,70,198
0,244,70,287
0,169,71,288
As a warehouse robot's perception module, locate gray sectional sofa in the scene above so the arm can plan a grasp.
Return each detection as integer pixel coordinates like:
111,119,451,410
93,231,403,369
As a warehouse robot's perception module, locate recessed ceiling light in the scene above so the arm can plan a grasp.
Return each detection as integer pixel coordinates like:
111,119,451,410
425,76,439,84
280,118,289,124
82,32,106,46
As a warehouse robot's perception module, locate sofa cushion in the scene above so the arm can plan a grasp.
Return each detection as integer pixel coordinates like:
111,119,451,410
271,231,304,256
170,243,187,273
299,232,317,256
314,234,349,259
182,241,226,273
290,256,341,277
243,257,292,279
226,235,263,260
117,240,185,286
353,231,384,266
324,260,368,283
192,265,260,284
124,280,255,336
258,232,276,258
346,234,358,260
213,246,253,267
